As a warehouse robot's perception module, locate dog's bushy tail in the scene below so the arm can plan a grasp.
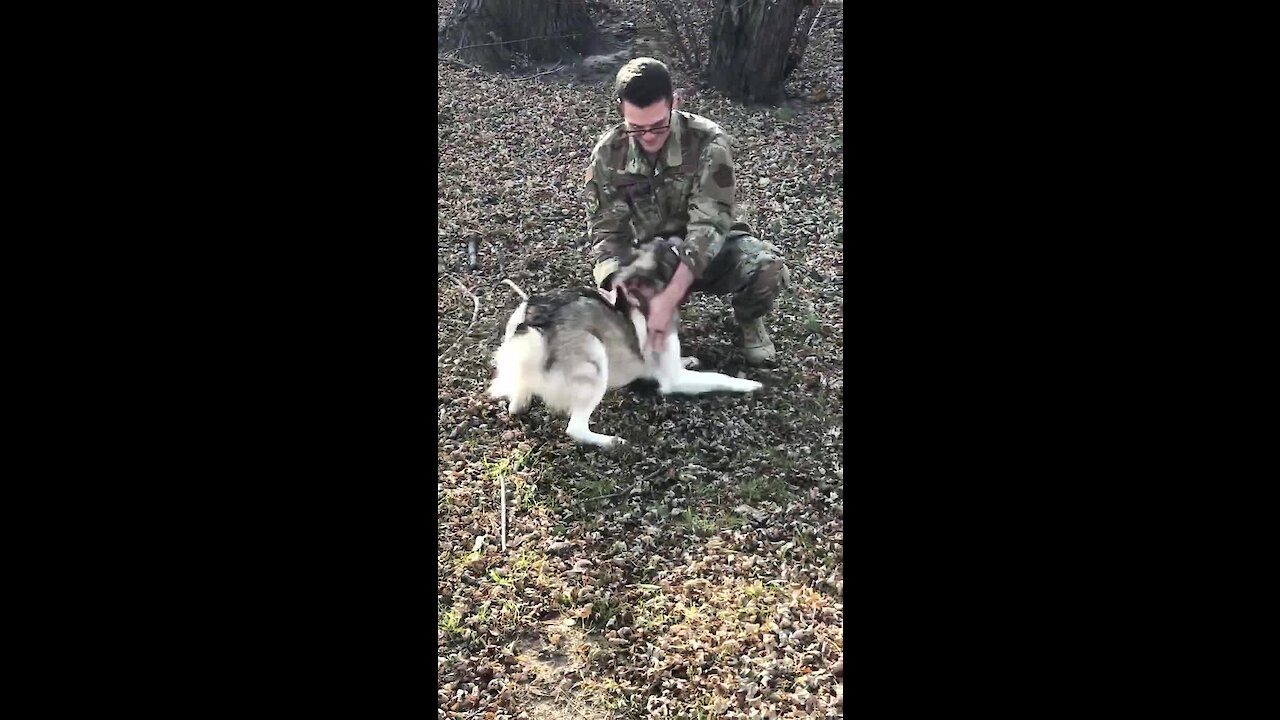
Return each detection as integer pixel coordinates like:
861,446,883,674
500,278,528,301
488,325,546,400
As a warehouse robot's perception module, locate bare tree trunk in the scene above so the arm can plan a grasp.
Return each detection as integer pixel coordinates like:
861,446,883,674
439,0,604,71
706,0,810,104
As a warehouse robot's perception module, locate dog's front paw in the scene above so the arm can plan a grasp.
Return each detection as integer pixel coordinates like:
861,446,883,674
508,398,529,415
743,380,764,392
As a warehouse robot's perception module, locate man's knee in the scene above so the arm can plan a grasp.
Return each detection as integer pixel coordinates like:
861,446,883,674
732,254,789,320
756,255,790,298
743,251,789,305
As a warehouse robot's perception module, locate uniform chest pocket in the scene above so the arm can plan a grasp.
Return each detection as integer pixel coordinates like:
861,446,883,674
615,179,660,223
659,172,694,215
672,171,694,193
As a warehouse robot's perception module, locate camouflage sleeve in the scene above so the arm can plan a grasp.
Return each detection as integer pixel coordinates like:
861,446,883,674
679,135,735,279
584,150,633,262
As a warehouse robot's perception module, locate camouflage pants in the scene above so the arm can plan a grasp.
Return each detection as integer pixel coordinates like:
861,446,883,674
690,235,790,322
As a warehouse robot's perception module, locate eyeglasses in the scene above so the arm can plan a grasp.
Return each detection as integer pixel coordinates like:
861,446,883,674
624,112,671,137
624,123,670,137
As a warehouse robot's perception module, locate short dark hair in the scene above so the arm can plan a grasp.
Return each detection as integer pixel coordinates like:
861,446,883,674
614,57,673,108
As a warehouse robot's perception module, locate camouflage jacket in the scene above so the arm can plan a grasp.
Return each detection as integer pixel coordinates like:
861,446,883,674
584,110,753,280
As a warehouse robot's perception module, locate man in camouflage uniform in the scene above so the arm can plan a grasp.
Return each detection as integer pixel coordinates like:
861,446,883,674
584,57,790,365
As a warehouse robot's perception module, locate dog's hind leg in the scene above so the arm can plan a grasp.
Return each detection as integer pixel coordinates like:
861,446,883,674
562,338,625,449
489,317,544,416
566,385,622,448
655,332,763,395
661,369,763,395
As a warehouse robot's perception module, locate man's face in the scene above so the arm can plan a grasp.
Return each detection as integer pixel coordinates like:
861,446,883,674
621,99,671,154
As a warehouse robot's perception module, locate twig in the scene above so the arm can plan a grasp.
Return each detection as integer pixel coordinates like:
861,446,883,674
807,1,825,38
467,237,479,269
515,61,563,80
438,274,480,362
438,55,481,71
445,33,585,56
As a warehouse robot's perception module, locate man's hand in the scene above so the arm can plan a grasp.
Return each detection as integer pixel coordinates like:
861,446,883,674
645,290,679,353
646,261,694,353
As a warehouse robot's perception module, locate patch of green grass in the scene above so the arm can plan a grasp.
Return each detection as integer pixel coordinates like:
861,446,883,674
575,476,613,500
687,481,719,500
496,598,518,630
511,546,556,590
680,509,746,537
587,597,620,631
745,580,766,599
482,447,523,482
512,546,540,575
679,600,706,623
636,592,674,634
680,509,717,536
451,551,482,573
512,473,538,510
737,474,783,502
489,569,512,586
439,601,462,635
771,452,797,473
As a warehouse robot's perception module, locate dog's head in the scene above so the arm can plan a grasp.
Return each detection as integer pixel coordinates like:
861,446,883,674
610,236,683,309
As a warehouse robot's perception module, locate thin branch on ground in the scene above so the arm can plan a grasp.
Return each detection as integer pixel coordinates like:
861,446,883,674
445,33,585,56
438,274,480,362
807,1,826,37
438,55,481,71
515,61,564,80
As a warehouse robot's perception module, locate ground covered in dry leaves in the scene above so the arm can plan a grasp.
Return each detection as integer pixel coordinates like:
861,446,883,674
438,3,844,718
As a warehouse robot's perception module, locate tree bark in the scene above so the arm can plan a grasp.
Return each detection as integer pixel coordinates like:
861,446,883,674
439,0,604,71
706,0,810,104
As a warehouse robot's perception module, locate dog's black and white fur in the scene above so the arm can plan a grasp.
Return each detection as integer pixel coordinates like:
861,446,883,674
488,239,763,448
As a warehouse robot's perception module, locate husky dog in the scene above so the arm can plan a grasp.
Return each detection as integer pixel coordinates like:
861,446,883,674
488,238,763,449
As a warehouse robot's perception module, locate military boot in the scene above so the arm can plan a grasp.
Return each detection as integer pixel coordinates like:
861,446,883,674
738,317,776,365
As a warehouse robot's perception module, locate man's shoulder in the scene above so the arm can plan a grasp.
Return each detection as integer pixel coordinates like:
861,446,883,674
677,111,728,143
591,124,630,164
